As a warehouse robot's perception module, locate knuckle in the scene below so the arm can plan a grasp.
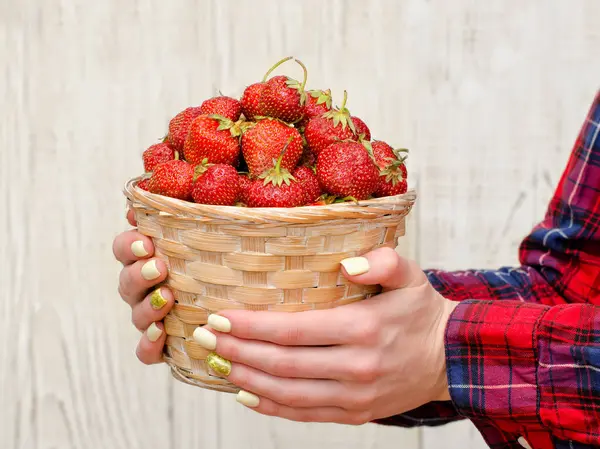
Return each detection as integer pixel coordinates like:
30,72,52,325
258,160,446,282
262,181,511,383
276,388,305,407
351,354,383,382
279,325,302,345
353,317,380,344
270,355,296,377
346,411,372,426
348,387,377,410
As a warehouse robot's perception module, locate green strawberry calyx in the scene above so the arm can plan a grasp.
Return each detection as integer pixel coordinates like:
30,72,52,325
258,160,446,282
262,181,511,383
193,158,212,181
258,136,297,187
379,151,408,186
322,90,357,134
209,114,253,138
284,58,309,106
308,89,332,109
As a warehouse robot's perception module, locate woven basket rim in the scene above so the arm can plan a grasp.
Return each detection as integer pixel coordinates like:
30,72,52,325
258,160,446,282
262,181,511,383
124,176,417,224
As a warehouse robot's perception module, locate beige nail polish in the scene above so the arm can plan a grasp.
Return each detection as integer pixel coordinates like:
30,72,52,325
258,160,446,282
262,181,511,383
236,390,260,408
131,240,149,257
206,352,232,377
147,322,163,342
150,288,168,310
340,257,370,276
141,260,160,280
208,314,231,333
193,327,217,350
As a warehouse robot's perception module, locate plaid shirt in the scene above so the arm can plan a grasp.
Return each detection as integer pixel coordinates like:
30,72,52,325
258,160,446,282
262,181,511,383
375,90,600,448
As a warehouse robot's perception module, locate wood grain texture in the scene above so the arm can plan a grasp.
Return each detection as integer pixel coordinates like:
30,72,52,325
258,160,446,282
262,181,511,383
1,0,598,448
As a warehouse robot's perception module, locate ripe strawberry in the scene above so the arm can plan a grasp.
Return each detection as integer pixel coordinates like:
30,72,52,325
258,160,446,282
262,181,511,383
371,140,409,197
240,83,265,121
191,163,240,206
240,56,294,121
167,107,203,151
137,178,150,191
352,116,371,141
293,165,321,203
143,143,176,172
148,159,194,200
241,118,303,177
199,95,242,121
237,173,252,204
183,115,247,166
304,90,359,156
258,58,308,123
246,141,305,208
316,141,379,200
301,89,332,124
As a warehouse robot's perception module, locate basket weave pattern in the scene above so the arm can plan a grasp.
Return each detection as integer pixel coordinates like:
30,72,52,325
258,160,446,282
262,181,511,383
124,177,416,392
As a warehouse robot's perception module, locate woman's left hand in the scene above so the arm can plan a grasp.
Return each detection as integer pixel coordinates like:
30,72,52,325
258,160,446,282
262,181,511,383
193,247,457,424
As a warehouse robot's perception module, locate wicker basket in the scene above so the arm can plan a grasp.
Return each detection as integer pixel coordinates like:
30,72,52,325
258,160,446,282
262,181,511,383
123,176,416,393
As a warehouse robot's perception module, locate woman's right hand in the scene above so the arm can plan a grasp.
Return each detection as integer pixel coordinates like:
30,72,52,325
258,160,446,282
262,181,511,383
112,209,175,364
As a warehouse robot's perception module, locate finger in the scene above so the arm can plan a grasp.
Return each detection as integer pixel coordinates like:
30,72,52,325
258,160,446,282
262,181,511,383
221,358,348,409
199,329,375,382
340,247,428,291
131,287,175,331
119,258,167,307
127,208,137,227
212,307,364,346
235,391,372,425
112,230,154,265
136,322,166,365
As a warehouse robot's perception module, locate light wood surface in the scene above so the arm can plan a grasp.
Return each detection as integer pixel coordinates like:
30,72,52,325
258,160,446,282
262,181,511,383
2,1,598,448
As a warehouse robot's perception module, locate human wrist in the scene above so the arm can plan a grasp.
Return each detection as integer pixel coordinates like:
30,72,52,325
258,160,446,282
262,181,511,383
431,298,458,402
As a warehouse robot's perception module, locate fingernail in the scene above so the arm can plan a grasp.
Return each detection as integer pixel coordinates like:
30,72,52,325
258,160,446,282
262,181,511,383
147,322,163,342
236,390,260,408
150,288,168,310
141,260,160,280
131,240,149,257
208,314,231,333
206,352,231,377
340,257,370,276
193,327,217,350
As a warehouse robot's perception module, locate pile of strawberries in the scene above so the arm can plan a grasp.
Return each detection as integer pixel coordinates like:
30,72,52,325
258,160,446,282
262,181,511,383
138,57,409,208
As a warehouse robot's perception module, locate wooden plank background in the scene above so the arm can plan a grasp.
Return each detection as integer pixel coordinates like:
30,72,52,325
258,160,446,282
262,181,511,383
1,1,598,448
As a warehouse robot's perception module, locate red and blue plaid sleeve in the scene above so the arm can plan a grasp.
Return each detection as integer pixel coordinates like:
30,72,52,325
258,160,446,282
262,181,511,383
445,91,600,448
376,90,600,448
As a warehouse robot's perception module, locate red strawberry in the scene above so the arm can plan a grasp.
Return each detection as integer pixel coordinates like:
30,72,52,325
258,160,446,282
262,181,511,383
137,178,150,191
240,56,294,121
316,141,379,200
183,115,247,166
246,140,306,208
143,143,176,172
304,90,359,156
241,118,303,177
297,89,332,129
200,95,242,121
371,141,409,197
352,116,371,141
237,174,252,204
240,83,265,121
258,58,308,123
148,159,194,200
293,165,321,203
191,163,240,206
167,107,203,151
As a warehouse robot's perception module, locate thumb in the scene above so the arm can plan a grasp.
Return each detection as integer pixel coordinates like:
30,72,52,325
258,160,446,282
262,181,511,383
340,247,428,291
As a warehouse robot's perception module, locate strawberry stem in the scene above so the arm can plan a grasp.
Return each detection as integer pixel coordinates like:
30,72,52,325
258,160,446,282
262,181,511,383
340,90,348,111
262,56,294,82
294,58,308,92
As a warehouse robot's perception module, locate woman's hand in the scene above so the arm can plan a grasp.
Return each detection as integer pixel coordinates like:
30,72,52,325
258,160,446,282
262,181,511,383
112,209,175,364
193,247,457,424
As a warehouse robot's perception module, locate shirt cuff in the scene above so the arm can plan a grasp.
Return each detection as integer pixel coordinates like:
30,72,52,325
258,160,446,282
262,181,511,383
444,300,549,426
